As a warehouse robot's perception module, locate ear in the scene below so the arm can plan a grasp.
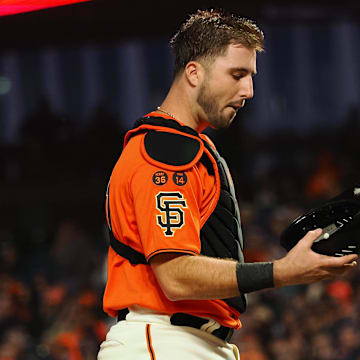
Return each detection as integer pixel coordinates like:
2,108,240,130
184,61,204,87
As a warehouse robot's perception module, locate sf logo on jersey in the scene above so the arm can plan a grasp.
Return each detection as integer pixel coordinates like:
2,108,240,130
155,192,188,236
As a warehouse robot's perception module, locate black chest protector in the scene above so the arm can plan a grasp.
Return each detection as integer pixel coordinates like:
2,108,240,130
107,117,247,313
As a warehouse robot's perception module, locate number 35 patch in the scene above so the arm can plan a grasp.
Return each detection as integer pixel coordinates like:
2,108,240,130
155,192,188,237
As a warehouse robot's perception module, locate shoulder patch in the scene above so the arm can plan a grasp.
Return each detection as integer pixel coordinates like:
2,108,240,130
143,131,203,169
152,171,168,186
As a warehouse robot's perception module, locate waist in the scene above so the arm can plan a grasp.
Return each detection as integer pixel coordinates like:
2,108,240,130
118,307,234,342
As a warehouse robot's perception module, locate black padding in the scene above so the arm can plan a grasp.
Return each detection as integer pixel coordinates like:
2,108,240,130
144,131,201,166
199,142,244,259
201,222,233,259
218,191,235,213
223,296,247,314
217,161,230,191
214,206,238,235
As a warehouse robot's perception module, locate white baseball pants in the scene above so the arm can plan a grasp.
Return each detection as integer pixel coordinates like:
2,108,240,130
98,307,240,360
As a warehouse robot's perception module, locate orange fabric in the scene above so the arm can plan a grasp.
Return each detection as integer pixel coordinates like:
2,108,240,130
103,114,242,329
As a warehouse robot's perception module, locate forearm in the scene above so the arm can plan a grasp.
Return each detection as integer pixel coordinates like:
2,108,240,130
150,253,274,301
151,254,239,300
151,229,358,301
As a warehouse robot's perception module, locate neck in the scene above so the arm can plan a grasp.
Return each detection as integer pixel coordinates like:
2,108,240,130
158,81,208,133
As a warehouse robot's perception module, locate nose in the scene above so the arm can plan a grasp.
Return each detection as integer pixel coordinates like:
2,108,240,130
239,75,254,99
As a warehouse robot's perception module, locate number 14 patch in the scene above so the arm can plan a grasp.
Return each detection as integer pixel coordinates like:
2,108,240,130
173,172,187,186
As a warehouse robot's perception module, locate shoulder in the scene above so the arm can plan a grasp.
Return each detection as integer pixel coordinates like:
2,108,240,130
110,133,144,185
142,130,204,171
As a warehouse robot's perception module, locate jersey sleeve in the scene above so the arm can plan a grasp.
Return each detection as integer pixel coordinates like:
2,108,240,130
130,162,202,261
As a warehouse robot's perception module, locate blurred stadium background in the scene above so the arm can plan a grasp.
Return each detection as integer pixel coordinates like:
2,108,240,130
0,1,360,359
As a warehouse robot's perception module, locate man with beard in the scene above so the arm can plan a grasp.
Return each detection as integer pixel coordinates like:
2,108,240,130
98,9,358,360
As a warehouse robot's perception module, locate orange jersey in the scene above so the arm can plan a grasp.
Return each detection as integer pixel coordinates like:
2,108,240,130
103,113,242,329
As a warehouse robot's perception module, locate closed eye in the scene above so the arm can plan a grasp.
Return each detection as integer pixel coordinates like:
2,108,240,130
232,73,245,81
230,67,257,80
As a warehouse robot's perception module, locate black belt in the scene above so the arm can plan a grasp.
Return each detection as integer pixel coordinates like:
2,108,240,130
170,313,234,342
118,310,233,342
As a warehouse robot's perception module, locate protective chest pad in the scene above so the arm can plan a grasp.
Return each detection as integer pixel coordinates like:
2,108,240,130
144,131,201,166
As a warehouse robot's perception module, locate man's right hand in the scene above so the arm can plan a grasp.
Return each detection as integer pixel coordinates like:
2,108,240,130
273,228,358,288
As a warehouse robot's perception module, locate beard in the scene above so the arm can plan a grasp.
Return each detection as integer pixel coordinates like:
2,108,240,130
196,79,236,129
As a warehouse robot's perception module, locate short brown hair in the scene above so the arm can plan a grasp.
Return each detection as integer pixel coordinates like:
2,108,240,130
170,9,264,77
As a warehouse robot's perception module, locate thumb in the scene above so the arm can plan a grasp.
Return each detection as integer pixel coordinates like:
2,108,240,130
299,228,323,249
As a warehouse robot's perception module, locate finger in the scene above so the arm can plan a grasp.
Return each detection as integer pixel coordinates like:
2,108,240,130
322,254,358,267
299,228,323,249
343,260,358,267
313,251,357,267
319,258,358,278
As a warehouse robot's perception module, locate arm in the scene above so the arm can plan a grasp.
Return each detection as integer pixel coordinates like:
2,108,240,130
150,253,239,301
150,229,358,301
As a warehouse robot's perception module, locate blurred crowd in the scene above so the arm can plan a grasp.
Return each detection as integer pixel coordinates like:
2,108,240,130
0,98,359,359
